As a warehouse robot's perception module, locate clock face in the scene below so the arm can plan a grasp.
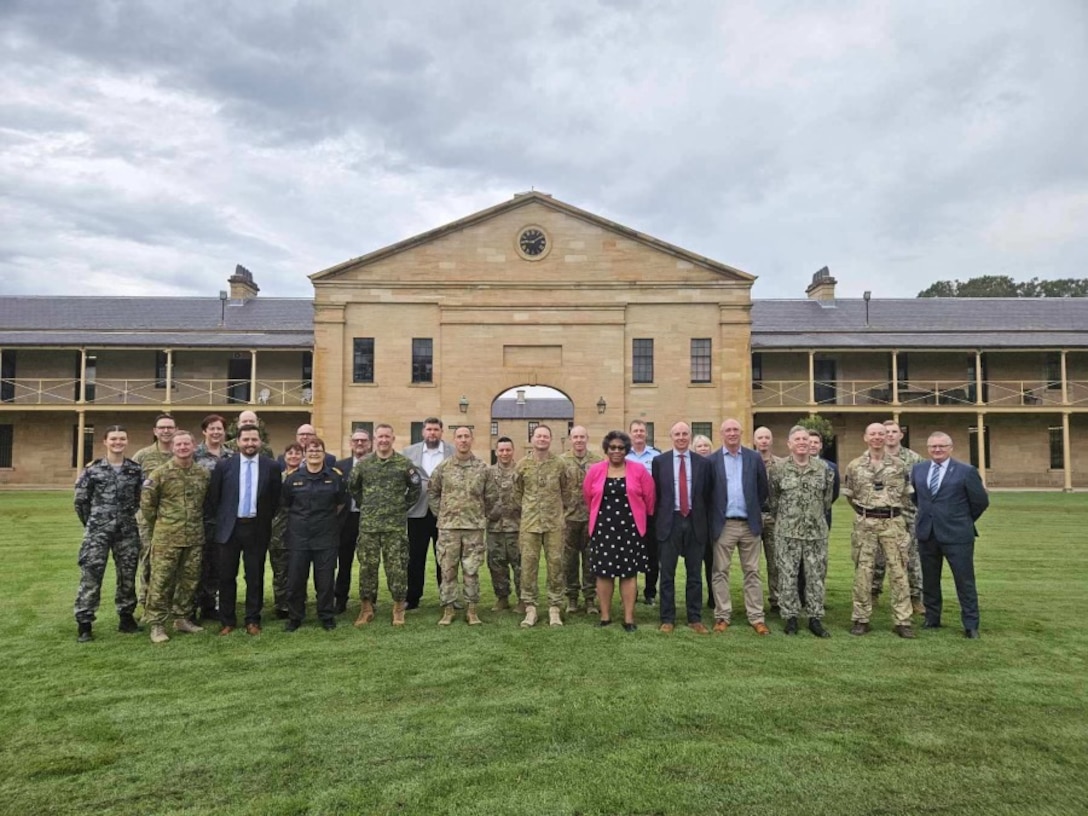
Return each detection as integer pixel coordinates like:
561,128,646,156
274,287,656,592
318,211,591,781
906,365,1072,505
518,227,548,258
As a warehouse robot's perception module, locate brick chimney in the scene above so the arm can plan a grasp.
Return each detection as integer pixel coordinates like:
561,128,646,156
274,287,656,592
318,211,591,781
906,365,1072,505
806,266,837,301
228,265,259,300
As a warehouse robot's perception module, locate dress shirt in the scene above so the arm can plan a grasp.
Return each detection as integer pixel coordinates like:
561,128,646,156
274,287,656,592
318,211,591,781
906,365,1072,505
626,445,660,474
421,445,445,477
722,447,748,518
672,451,693,512
237,454,259,518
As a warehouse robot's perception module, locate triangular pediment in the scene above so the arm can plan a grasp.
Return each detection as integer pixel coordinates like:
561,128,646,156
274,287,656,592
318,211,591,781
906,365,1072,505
310,192,754,287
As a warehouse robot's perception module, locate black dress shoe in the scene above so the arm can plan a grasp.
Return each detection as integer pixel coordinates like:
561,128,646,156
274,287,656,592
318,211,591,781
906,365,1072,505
923,620,942,629
275,609,290,620
404,601,420,611
322,620,337,631
784,617,798,635
333,599,347,614
808,618,831,638
284,620,301,632
964,628,980,639
623,622,637,633
597,619,612,627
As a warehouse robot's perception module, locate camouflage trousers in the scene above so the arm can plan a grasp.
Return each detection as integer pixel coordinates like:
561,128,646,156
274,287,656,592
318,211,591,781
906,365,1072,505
775,536,828,619
437,529,486,606
192,538,220,617
486,531,521,601
872,520,922,600
268,510,289,612
851,516,911,626
74,526,140,624
357,530,409,603
761,512,779,606
136,514,152,607
144,544,203,627
563,520,596,604
519,529,564,608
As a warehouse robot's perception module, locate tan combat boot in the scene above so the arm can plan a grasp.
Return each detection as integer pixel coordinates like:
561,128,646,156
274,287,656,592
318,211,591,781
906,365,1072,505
491,596,510,612
150,625,170,644
520,605,537,628
392,601,406,626
585,600,599,615
438,606,456,626
173,619,204,634
466,604,481,625
514,600,527,614
549,606,563,627
354,600,375,627
566,599,581,614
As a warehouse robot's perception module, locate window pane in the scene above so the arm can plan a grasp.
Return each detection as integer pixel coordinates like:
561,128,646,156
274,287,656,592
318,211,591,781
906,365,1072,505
353,338,375,383
633,339,654,384
0,424,12,468
690,339,711,383
412,338,433,384
1049,427,1064,469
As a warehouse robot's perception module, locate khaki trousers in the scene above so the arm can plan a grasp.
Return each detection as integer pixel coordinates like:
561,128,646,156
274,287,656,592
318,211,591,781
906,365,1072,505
711,519,765,624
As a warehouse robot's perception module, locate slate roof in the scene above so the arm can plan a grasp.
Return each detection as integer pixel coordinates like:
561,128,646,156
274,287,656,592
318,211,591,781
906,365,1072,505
751,298,1088,349
491,398,574,420
0,297,314,347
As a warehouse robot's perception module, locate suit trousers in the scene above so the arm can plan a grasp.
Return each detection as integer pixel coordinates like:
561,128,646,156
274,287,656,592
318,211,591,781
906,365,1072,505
287,547,337,625
335,511,360,605
642,514,658,600
658,512,704,625
217,521,267,627
407,511,441,605
711,519,766,624
918,536,979,630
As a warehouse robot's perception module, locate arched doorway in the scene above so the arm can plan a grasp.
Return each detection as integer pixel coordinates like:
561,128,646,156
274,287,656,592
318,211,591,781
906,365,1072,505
490,385,575,461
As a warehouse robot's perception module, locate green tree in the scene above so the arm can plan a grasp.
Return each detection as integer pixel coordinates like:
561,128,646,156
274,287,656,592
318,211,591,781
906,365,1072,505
794,414,834,447
918,275,1088,297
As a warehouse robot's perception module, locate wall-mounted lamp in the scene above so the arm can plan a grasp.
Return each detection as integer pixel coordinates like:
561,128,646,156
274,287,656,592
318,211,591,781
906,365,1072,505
458,395,469,414
863,290,872,327
596,396,607,414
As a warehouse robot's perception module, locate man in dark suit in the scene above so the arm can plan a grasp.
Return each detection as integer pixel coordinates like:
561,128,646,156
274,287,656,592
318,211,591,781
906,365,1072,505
205,424,281,635
708,418,771,635
334,428,371,613
911,431,989,638
403,417,454,609
651,422,715,634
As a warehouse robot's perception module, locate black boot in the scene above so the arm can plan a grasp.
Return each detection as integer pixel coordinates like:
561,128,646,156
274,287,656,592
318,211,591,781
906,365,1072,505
784,616,798,635
808,618,831,638
118,613,140,633
77,622,93,643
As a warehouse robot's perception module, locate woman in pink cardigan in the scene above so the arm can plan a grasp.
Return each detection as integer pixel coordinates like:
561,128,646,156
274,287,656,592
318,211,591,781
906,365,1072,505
583,430,657,631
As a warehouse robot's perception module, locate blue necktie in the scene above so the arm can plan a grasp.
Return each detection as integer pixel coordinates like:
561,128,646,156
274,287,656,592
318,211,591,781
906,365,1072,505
243,459,254,517
928,463,940,496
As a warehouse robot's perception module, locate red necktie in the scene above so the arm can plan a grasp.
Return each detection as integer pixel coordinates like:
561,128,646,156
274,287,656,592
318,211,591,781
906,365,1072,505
679,454,690,516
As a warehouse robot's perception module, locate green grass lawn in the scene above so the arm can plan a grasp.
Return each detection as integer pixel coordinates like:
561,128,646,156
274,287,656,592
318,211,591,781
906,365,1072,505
0,491,1085,815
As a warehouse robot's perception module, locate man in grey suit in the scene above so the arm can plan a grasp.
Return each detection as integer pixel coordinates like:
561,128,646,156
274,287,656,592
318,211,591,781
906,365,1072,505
403,417,454,609
911,431,989,638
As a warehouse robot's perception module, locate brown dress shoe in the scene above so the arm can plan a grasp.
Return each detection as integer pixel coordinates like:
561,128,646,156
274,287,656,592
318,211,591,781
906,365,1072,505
712,620,729,633
245,623,261,636
659,623,675,634
751,622,771,636
218,626,235,636
688,622,710,634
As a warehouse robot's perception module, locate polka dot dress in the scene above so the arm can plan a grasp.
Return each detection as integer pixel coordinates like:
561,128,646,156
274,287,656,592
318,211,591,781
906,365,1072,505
589,477,648,578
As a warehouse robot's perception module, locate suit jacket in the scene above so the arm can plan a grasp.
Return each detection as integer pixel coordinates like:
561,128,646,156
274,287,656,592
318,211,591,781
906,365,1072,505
584,460,657,538
206,454,281,545
911,457,989,544
651,450,714,544
708,445,769,541
402,440,454,518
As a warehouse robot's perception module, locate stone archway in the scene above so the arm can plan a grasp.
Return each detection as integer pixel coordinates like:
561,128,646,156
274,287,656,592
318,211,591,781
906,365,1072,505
490,385,575,461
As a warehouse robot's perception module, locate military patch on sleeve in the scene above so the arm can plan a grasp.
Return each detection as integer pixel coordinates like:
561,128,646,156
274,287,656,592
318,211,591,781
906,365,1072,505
408,468,421,485
143,478,155,488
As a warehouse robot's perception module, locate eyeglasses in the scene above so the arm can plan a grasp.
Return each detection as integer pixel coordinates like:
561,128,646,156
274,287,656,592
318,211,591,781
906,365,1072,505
927,444,951,450
607,445,627,452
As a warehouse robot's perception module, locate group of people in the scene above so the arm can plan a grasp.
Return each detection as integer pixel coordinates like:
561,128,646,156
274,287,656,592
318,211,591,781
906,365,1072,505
72,410,989,644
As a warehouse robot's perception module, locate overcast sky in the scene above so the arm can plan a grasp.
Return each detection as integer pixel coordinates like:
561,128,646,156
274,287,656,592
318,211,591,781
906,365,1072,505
2,1,1085,301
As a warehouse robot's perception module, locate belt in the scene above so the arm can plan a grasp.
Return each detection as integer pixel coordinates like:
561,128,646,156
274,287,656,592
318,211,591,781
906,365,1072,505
236,517,257,524
859,508,902,519
726,516,748,521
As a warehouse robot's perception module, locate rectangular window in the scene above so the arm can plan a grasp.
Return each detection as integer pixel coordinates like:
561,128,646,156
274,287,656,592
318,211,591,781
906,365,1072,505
1049,427,1064,469
968,426,991,470
490,421,499,436
71,424,95,469
411,338,433,384
1045,352,1061,389
633,339,654,384
690,339,711,383
301,351,313,389
351,421,374,436
527,421,539,442
751,352,762,390
691,421,712,441
155,350,168,388
353,338,375,383
410,422,423,445
644,421,655,449
0,424,12,467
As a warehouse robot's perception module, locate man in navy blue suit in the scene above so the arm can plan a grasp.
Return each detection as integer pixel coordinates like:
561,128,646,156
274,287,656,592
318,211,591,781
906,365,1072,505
651,422,715,634
205,425,281,635
911,431,989,638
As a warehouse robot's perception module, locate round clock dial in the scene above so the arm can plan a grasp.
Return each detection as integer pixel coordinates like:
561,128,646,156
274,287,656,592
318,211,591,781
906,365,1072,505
518,227,548,258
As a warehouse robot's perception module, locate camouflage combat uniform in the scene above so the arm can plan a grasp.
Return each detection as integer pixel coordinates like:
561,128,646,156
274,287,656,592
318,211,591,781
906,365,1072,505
428,454,491,607
132,443,173,606
267,465,295,615
514,453,570,609
140,459,210,627
348,452,422,603
73,457,143,624
842,452,912,626
760,453,786,607
768,457,835,619
872,446,925,602
192,444,234,618
561,450,603,607
485,461,522,602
